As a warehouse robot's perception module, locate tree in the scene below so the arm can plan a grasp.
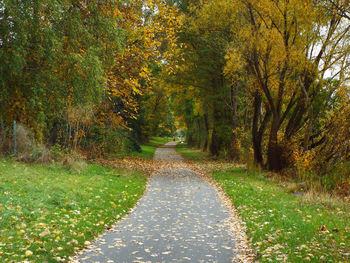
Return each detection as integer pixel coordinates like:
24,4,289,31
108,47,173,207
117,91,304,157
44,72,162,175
168,0,350,174
0,0,182,153
225,0,350,170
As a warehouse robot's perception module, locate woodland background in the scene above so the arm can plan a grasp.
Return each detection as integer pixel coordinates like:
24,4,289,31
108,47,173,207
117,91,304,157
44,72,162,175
1,0,350,195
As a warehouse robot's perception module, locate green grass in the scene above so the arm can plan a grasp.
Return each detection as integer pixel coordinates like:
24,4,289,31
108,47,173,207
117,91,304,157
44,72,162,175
130,145,157,159
0,159,147,262
213,168,350,262
130,136,171,159
148,136,172,146
175,143,207,160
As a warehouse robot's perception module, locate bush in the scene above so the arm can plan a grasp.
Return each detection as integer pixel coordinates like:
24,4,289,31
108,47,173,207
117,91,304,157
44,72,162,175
17,145,52,164
124,133,142,153
6,125,51,163
15,124,33,154
50,143,70,162
62,152,87,173
82,127,141,158
322,162,350,194
104,130,141,155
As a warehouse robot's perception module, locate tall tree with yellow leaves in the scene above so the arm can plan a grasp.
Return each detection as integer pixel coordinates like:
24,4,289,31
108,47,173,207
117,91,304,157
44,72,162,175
225,0,350,170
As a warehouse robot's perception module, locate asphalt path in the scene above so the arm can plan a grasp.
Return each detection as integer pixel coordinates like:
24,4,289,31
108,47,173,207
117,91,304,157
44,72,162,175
78,142,236,263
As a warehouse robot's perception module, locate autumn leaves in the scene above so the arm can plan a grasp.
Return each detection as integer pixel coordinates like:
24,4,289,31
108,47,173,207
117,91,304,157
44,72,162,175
0,0,180,155
167,0,350,179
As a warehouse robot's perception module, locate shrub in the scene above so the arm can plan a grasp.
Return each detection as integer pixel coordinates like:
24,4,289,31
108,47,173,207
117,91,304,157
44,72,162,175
50,144,67,161
335,180,350,197
15,124,33,154
62,153,87,173
82,127,141,158
4,124,52,163
322,162,350,194
17,145,52,164
104,130,141,155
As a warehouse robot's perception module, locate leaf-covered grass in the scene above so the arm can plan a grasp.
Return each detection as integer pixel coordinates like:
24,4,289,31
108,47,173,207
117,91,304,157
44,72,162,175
0,159,147,262
213,168,350,262
175,143,207,160
131,136,171,159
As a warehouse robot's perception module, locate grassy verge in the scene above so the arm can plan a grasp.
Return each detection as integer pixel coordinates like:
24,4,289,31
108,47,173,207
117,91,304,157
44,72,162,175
130,136,171,159
213,169,350,262
175,143,207,160
0,159,147,262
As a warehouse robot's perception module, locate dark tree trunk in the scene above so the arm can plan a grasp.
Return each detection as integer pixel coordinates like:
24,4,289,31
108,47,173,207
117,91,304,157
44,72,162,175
187,132,194,146
284,74,314,140
48,121,59,145
267,115,282,171
252,94,264,166
210,128,221,156
284,100,305,140
202,114,209,152
252,93,271,168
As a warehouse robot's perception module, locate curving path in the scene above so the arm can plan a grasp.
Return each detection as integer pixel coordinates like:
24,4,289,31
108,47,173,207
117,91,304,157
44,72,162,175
78,142,237,263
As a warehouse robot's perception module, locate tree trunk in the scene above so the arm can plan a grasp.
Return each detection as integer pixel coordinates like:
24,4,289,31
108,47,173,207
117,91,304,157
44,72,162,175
229,131,239,160
229,83,239,160
251,93,273,168
202,114,209,152
48,121,59,145
187,132,194,146
252,95,264,166
209,128,220,156
299,76,313,151
267,115,282,171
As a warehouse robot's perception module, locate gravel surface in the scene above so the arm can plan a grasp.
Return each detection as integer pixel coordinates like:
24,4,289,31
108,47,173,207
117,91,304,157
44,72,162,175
77,142,237,263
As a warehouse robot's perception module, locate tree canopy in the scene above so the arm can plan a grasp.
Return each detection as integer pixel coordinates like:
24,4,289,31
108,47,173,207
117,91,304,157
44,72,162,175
165,0,350,176
1,0,350,177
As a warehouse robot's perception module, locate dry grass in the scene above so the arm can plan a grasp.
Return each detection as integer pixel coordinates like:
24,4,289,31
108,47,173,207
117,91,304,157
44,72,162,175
16,124,33,153
302,187,350,211
62,154,88,173
263,172,350,211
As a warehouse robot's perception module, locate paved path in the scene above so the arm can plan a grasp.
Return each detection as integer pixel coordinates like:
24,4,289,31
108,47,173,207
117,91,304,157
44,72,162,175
78,142,236,263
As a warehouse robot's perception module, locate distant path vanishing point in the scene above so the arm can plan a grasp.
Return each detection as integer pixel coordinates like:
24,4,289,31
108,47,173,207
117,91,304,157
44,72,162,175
77,142,239,263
